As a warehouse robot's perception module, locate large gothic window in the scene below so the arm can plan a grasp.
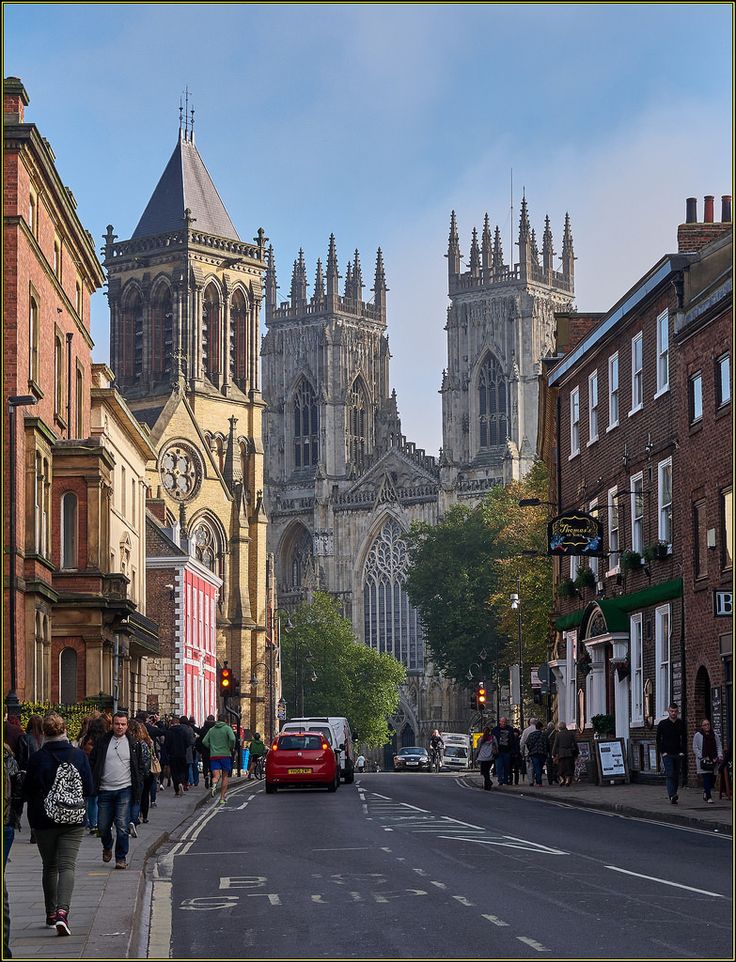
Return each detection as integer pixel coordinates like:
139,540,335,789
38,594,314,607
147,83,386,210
363,519,424,672
478,354,508,447
293,379,319,470
231,289,248,385
347,378,369,468
203,283,221,382
151,284,173,380
283,525,314,594
121,287,143,380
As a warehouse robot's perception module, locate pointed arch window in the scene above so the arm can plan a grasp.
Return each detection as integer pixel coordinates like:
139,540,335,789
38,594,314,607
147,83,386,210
347,379,369,468
203,284,221,382
478,354,508,447
151,285,173,380
230,289,248,385
293,379,319,469
192,517,223,579
285,525,314,592
122,288,144,380
363,519,424,672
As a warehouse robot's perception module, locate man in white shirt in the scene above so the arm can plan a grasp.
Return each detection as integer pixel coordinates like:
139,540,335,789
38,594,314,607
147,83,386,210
90,713,142,870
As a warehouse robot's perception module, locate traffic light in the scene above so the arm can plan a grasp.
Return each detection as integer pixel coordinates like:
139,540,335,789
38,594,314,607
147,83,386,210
220,666,233,698
469,691,477,710
476,682,488,711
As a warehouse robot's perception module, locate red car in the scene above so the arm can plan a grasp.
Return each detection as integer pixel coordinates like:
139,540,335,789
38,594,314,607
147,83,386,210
265,732,339,793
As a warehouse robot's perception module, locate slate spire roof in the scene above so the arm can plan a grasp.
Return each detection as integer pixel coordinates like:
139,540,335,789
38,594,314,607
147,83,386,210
131,129,240,240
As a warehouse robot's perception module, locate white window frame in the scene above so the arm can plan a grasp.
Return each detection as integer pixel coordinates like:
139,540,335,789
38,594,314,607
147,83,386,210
570,553,580,582
630,472,644,555
629,332,643,415
588,370,599,445
630,613,643,724
588,499,599,580
717,353,731,407
654,309,669,397
565,631,577,728
607,486,620,574
569,387,580,458
655,605,671,720
658,457,673,547
607,352,619,430
689,371,703,424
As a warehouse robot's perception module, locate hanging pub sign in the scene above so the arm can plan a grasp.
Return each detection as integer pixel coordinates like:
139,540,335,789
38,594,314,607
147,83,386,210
547,511,603,556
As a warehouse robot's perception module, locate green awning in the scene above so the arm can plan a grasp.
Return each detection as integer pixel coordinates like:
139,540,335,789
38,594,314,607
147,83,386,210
554,578,683,632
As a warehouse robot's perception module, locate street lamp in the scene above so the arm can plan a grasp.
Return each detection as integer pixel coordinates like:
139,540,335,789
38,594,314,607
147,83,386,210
6,395,37,718
510,575,524,730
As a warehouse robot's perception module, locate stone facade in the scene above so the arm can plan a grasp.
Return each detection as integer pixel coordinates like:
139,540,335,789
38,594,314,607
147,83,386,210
262,200,576,750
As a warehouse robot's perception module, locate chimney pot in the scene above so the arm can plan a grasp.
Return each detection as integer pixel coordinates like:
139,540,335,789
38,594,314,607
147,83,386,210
721,195,732,223
685,197,697,224
704,195,714,223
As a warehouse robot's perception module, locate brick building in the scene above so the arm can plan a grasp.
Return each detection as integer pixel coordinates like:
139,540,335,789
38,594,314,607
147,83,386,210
3,77,157,710
543,196,731,782
673,197,732,756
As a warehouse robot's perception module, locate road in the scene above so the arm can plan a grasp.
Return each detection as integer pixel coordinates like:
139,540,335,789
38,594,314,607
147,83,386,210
145,772,733,959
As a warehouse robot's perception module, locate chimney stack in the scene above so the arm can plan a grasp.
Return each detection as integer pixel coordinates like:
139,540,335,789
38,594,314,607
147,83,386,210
721,195,732,223
704,195,715,224
685,197,697,223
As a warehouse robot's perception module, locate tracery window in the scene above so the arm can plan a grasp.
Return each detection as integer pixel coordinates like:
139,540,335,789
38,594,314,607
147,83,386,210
293,379,319,469
347,378,368,468
478,354,508,447
363,519,424,672
193,518,223,579
286,526,314,591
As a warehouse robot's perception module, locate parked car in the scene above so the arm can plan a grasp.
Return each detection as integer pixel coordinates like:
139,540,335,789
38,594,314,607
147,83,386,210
265,732,339,793
393,747,431,771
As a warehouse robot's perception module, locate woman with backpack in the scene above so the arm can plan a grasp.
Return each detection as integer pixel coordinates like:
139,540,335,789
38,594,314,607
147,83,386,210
475,727,498,791
21,713,93,937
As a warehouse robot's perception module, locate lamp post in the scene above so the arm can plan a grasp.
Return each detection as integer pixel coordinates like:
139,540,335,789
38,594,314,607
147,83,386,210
510,575,524,730
6,395,37,718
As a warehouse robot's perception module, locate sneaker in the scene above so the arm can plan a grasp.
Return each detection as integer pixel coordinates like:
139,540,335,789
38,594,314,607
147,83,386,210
210,784,217,798
707,798,714,804
142,817,149,823
670,796,679,805
703,791,708,801
150,802,157,808
89,827,99,837
129,822,138,838
46,912,57,928
218,797,226,806
102,849,113,863
115,860,127,870
55,910,71,936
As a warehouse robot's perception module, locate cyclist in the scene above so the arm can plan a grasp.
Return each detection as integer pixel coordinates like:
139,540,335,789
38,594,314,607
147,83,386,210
247,733,267,779
428,730,444,772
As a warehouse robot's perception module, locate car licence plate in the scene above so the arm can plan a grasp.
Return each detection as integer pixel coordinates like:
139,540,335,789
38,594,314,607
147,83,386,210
407,761,418,766
288,768,312,774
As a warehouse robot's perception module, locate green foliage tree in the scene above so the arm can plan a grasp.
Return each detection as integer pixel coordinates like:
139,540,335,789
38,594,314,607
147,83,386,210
280,592,405,747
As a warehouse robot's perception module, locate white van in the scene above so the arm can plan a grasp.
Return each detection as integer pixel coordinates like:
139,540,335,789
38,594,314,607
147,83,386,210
281,716,356,783
440,732,471,771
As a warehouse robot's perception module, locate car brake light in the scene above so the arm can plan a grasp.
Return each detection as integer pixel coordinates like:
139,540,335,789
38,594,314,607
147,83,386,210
322,742,330,751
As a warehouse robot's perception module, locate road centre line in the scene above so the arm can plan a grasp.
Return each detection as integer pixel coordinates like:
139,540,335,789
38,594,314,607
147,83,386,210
311,847,373,852
605,865,727,898
482,914,509,927
430,881,447,889
517,936,550,952
452,895,475,906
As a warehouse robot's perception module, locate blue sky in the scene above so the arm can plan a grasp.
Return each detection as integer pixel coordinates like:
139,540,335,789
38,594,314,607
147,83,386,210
5,3,732,453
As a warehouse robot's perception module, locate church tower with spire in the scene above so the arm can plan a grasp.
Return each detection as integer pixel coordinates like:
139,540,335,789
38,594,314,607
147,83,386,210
440,198,574,508
104,106,270,734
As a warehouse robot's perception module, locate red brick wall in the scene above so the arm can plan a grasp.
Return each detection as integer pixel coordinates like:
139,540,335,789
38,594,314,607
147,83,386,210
677,222,731,254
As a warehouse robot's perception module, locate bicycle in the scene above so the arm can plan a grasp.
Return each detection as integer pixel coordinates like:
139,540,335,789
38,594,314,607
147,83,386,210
429,747,443,774
251,754,266,780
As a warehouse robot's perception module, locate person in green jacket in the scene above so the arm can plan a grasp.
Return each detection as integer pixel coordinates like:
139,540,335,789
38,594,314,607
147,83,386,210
202,718,237,804
247,734,267,779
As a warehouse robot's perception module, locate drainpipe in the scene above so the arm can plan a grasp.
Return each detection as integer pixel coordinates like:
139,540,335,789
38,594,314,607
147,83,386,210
113,633,120,714
66,332,73,435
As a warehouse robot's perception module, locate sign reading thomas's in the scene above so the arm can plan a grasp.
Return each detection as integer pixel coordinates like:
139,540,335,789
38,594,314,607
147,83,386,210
547,511,603,556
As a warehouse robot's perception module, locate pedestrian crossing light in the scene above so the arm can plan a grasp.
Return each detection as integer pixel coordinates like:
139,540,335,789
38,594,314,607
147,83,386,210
220,665,233,698
476,682,488,711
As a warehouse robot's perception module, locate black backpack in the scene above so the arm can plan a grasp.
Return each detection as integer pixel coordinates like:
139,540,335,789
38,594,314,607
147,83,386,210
44,759,85,824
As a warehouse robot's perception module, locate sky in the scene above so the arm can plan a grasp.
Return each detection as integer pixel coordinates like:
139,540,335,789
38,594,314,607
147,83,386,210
4,3,732,455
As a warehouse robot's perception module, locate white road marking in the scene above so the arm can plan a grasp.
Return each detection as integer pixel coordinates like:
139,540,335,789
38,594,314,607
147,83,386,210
371,792,392,799
380,847,392,853
605,865,727,898
401,803,430,812
437,835,567,854
442,816,485,830
412,868,427,876
311,895,328,903
312,847,373,852
482,914,509,927
452,895,475,906
517,936,550,951
349,892,364,901
383,827,393,832
147,879,172,957
430,881,447,889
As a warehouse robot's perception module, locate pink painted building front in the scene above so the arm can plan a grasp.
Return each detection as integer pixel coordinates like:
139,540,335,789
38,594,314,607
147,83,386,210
181,568,219,723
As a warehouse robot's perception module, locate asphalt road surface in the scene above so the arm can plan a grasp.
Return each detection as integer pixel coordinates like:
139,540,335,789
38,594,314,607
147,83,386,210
149,772,733,959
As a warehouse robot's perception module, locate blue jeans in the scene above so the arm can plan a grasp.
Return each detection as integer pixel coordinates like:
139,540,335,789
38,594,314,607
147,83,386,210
702,770,716,799
495,752,511,785
3,825,14,868
86,795,98,829
530,755,545,785
662,754,682,799
97,787,132,861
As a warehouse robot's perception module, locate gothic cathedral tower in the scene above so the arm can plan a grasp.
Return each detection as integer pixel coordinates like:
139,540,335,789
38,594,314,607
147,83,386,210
105,118,269,733
440,200,575,509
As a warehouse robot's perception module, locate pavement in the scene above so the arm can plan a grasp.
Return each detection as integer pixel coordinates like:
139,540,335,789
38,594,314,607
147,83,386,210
5,771,731,959
4,775,248,960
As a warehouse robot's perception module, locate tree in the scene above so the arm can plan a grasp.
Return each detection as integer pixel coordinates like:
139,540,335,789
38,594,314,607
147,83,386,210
280,592,405,747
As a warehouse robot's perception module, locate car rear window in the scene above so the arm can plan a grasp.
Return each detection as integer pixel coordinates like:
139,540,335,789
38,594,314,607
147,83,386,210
444,747,468,758
278,735,324,751
282,725,333,744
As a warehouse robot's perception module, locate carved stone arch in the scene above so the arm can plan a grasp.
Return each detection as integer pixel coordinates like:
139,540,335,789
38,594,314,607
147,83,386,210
469,347,510,455
391,690,420,746
188,509,227,581
288,374,320,472
346,373,372,469
277,520,315,597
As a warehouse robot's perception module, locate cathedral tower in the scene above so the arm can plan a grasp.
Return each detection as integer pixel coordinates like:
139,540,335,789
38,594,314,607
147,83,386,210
441,199,574,508
105,115,269,734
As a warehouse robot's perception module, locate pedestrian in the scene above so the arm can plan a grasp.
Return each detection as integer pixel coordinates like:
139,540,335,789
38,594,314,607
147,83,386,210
3,741,23,866
550,722,578,786
3,740,15,958
525,720,548,787
128,720,152,830
692,719,723,804
247,733,267,779
202,715,237,805
656,702,687,804
163,716,190,796
3,715,24,759
90,712,143,870
78,717,108,836
475,727,498,790
519,717,538,785
15,714,44,844
545,721,558,784
356,753,366,774
21,712,93,936
510,727,523,785
197,715,216,789
491,717,514,785
187,717,201,786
